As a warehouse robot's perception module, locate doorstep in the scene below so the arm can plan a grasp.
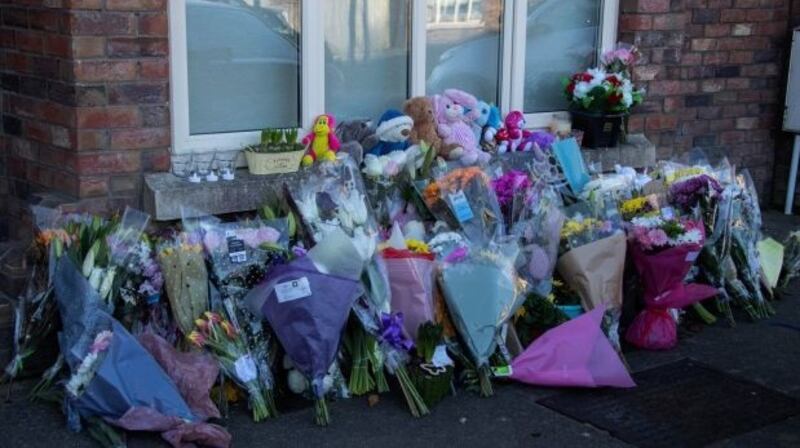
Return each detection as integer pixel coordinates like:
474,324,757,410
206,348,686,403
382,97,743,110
144,134,656,221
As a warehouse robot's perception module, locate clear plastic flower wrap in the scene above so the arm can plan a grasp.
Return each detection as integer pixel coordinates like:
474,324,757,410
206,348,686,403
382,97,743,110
510,183,565,297
289,157,379,261
419,163,504,246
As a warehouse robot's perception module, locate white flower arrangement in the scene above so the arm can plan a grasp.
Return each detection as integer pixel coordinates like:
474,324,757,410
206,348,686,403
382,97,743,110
65,330,113,398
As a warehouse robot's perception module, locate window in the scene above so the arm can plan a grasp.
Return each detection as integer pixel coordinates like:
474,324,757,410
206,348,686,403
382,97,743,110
169,0,618,154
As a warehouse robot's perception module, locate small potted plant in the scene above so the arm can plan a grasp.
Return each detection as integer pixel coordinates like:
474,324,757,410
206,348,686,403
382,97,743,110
244,128,305,175
563,67,644,149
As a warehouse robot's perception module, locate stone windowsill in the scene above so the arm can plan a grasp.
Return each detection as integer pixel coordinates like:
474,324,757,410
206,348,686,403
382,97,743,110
144,134,656,221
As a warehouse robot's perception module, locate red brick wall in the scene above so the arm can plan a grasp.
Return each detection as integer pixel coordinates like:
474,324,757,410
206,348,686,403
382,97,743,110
0,0,169,240
619,0,793,203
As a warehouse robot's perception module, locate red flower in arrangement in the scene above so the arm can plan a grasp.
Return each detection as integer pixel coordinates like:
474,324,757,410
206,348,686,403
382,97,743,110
567,82,576,95
608,92,622,105
606,74,621,87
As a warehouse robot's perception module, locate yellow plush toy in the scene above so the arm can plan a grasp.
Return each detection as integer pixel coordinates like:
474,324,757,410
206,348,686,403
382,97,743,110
301,114,340,166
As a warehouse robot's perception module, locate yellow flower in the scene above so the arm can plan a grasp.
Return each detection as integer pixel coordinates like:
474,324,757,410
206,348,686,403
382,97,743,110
516,307,527,318
406,239,430,254
187,330,206,347
665,167,705,184
546,293,556,303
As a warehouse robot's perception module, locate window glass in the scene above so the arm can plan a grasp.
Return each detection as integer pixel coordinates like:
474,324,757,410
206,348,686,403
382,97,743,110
426,0,503,103
186,0,301,135
325,0,411,120
523,0,601,113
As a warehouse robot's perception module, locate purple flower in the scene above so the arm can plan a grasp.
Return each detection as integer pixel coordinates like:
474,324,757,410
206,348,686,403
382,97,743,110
491,170,532,209
669,174,723,210
526,131,555,151
647,228,669,247
527,244,551,280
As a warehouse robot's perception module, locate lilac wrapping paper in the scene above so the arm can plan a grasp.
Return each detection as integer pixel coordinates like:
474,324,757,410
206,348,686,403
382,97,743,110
245,256,363,397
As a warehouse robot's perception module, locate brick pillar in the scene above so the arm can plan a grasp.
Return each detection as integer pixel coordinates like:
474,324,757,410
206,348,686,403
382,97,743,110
0,0,171,238
619,0,791,202
69,0,171,211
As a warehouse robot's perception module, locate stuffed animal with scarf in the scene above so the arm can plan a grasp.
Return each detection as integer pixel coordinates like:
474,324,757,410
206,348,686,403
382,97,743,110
301,114,341,166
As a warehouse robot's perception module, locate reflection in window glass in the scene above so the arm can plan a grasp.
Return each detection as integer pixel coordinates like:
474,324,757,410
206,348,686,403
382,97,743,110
524,0,600,113
187,0,300,135
426,0,503,103
325,0,410,120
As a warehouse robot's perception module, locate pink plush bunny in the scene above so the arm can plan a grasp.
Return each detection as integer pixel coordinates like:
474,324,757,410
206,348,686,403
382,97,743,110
434,90,490,165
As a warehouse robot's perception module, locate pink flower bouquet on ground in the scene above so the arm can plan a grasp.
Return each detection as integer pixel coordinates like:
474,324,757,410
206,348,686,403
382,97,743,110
625,216,718,350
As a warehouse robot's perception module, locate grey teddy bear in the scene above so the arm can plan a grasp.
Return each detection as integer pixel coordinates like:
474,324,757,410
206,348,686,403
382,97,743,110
335,119,379,166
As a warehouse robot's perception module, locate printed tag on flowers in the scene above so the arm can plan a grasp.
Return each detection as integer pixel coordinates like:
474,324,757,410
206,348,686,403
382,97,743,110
226,231,247,263
448,190,474,222
234,355,258,383
431,345,454,368
275,277,312,303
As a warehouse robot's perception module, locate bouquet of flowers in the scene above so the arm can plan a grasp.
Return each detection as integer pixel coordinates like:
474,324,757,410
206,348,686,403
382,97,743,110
625,216,718,350
157,232,209,337
244,230,364,425
780,231,800,288
409,322,454,407
189,312,275,422
352,242,430,417
510,304,635,388
438,241,524,396
619,195,660,221
53,255,229,447
381,233,437,343
363,142,431,227
291,157,378,261
421,165,504,245
601,43,640,78
556,203,626,348
197,216,289,420
513,292,568,348
564,68,644,114
491,168,533,229
511,184,564,297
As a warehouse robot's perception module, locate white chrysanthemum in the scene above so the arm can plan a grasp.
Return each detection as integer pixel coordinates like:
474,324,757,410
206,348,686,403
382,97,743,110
675,229,702,245
631,215,664,229
574,81,592,99
362,154,383,177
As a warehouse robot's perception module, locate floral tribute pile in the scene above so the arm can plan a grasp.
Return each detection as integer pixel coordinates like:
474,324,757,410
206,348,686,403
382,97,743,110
2,43,796,447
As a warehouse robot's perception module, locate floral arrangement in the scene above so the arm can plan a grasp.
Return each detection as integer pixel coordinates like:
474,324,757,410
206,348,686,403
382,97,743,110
629,216,703,253
560,214,618,253
564,68,644,114
246,128,302,154
422,166,503,245
491,169,532,228
601,44,640,78
293,158,378,261
158,232,209,337
669,174,723,212
190,312,276,421
65,330,113,397
619,196,658,221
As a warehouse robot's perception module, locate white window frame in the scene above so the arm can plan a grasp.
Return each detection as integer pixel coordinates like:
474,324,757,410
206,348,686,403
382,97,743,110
169,0,619,155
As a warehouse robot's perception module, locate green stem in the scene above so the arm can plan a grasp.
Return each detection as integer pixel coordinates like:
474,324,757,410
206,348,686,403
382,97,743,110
314,398,330,426
478,365,494,398
395,365,429,417
692,302,717,325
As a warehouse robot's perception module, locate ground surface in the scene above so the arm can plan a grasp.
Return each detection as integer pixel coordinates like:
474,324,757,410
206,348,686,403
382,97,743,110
1,211,799,448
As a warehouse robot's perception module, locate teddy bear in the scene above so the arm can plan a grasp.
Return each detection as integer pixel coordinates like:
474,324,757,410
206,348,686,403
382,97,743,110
403,96,463,161
367,109,414,156
335,118,378,165
434,89,490,165
471,100,502,152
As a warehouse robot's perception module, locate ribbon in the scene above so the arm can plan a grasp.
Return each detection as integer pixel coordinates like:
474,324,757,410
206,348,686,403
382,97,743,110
444,246,469,263
379,312,414,352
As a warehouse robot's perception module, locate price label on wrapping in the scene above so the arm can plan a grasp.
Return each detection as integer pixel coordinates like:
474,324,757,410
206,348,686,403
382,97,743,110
448,190,474,223
225,230,247,263
234,355,258,383
275,277,312,303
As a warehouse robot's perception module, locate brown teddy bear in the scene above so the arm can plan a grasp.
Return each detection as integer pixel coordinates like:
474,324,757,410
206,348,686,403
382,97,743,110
403,96,463,160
